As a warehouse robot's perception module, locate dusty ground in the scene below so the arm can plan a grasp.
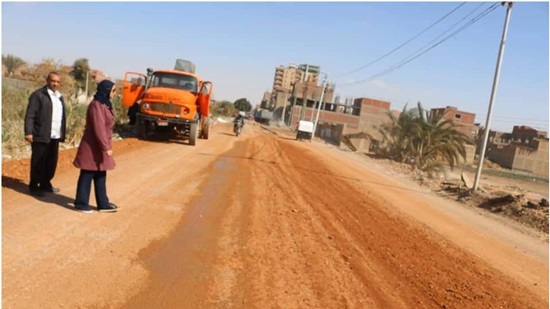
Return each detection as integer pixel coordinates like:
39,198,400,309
2,122,548,308
356,149,549,238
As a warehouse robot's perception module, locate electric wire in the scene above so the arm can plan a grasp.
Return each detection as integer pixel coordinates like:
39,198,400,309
336,2,501,87
337,2,468,77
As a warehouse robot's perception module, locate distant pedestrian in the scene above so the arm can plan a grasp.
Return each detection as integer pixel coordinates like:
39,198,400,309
24,71,66,197
127,102,139,126
73,80,118,213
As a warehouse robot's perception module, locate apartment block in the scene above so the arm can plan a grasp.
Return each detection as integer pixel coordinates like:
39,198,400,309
270,63,320,108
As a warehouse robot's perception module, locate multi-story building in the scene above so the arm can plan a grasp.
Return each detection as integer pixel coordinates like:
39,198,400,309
430,106,477,138
272,64,301,95
479,125,549,177
260,91,272,109
298,64,320,84
270,63,321,109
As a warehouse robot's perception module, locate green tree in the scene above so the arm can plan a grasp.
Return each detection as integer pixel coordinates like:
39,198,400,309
234,98,252,112
211,100,236,117
2,54,26,76
25,58,77,97
72,58,92,91
379,103,471,176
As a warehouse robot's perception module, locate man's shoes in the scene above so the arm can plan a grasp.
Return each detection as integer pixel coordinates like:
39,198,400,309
98,203,118,213
29,188,45,197
42,187,60,193
75,205,93,213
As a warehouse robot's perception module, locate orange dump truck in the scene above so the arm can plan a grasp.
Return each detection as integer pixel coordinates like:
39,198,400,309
122,59,212,145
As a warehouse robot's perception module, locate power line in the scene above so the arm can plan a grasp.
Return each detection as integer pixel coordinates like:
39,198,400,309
336,2,500,87
474,115,549,122
337,2,497,86
337,2,467,77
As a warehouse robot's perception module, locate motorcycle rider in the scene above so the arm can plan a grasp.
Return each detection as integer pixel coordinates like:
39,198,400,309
234,112,245,130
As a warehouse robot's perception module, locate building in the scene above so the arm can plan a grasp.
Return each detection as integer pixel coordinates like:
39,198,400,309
272,64,302,95
298,64,320,84
289,95,394,152
480,125,549,177
90,69,109,83
430,106,477,138
260,91,271,109
270,63,321,110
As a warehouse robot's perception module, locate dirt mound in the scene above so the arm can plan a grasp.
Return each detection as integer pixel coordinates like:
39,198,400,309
362,156,549,237
436,182,550,235
477,194,549,233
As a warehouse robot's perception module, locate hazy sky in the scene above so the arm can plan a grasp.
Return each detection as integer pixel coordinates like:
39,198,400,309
2,1,548,132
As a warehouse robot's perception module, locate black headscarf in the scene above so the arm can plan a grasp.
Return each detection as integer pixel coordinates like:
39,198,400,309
93,79,115,109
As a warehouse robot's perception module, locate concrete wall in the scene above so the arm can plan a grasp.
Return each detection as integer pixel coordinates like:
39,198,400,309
512,139,549,177
289,106,360,131
317,123,344,146
487,144,517,169
459,144,476,164
347,137,372,153
487,139,549,177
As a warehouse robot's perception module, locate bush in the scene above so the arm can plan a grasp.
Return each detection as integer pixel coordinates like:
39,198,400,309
64,98,87,146
2,81,30,145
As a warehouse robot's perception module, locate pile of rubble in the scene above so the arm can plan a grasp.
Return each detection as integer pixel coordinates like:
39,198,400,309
366,156,549,236
438,180,549,234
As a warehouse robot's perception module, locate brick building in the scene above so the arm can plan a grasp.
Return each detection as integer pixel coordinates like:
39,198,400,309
430,106,477,138
479,125,549,177
289,96,393,151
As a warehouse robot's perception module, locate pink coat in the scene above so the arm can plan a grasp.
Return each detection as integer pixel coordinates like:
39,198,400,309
73,100,116,171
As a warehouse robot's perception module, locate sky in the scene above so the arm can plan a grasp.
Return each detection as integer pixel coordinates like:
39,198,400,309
2,1,548,132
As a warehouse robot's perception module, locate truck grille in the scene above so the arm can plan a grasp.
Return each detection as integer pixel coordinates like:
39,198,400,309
149,103,181,114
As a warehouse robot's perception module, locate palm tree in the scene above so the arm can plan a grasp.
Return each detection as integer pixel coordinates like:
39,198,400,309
379,102,472,176
378,104,419,163
2,54,26,77
410,105,471,174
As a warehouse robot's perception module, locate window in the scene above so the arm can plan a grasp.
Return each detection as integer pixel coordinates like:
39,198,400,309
150,72,198,92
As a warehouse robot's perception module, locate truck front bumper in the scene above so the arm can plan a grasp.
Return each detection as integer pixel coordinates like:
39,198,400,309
137,113,198,125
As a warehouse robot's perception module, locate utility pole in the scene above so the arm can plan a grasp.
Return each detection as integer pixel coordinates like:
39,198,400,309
281,92,289,125
313,75,328,136
299,65,309,121
288,82,297,126
473,2,513,191
300,82,308,121
311,93,318,122
85,70,89,99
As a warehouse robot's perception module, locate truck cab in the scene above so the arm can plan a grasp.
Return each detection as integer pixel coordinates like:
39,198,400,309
122,60,212,146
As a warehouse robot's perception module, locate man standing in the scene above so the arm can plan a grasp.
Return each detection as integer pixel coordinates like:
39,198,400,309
24,71,67,197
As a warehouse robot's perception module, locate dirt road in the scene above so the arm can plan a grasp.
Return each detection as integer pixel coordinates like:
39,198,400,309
2,122,548,308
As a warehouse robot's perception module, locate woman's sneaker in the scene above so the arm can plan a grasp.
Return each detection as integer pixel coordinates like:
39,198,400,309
98,203,118,213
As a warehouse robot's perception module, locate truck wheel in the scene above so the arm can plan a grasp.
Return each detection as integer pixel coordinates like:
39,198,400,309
189,123,198,145
200,119,210,139
137,119,148,140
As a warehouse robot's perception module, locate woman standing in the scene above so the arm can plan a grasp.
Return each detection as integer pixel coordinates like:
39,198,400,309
73,80,118,213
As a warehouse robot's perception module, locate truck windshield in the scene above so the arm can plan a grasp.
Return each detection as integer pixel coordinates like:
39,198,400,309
149,72,198,92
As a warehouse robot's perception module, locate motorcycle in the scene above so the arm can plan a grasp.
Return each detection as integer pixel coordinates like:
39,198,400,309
233,121,243,136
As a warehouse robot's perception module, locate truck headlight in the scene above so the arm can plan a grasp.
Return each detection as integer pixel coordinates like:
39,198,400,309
142,103,150,110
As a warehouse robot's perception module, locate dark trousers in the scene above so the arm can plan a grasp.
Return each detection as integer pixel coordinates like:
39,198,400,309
75,170,110,208
30,139,59,190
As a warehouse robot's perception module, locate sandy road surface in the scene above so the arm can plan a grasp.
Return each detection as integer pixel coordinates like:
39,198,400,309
2,122,548,308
